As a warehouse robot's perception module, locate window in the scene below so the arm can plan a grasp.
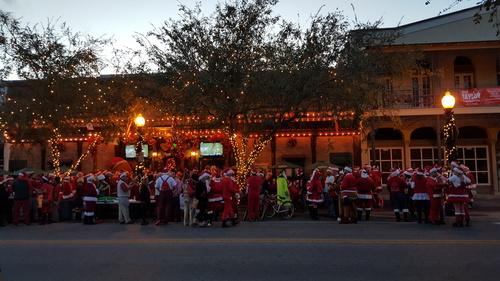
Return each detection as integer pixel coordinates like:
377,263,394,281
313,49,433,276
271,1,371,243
383,78,393,106
456,146,489,185
411,75,432,107
410,147,441,169
454,56,474,89
369,147,404,183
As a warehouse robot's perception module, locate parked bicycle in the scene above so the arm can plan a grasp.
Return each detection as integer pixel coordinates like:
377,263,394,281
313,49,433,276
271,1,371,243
260,194,294,220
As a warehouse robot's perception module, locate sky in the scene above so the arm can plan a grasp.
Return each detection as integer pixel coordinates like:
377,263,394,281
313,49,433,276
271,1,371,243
1,0,477,74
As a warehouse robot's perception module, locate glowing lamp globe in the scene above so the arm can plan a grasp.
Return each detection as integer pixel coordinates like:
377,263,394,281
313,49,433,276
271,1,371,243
441,91,456,110
134,114,146,127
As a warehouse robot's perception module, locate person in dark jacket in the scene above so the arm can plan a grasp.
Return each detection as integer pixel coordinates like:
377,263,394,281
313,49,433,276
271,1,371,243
139,176,151,225
12,173,31,225
195,170,210,227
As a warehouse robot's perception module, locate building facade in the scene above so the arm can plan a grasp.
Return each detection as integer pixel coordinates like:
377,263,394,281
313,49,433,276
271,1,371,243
2,6,500,193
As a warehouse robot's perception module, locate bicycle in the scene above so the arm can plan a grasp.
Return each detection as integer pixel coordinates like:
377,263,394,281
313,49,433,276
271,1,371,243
260,194,294,220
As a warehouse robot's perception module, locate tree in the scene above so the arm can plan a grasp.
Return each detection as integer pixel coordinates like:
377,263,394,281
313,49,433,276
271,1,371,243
0,10,111,173
138,0,407,186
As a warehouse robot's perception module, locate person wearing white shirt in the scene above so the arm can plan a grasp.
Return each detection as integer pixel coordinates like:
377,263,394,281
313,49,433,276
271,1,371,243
154,169,177,225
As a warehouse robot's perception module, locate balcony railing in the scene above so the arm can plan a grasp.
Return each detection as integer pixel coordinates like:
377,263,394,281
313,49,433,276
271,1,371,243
384,86,500,109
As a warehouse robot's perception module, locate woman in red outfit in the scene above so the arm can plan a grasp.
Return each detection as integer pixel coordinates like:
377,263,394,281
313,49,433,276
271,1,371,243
306,169,323,220
246,170,263,221
221,169,239,227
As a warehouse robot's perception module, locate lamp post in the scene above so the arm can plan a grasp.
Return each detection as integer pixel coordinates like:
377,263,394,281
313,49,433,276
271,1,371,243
441,91,458,166
134,114,146,175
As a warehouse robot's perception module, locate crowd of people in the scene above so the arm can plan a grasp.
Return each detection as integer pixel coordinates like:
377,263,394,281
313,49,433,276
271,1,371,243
0,161,476,228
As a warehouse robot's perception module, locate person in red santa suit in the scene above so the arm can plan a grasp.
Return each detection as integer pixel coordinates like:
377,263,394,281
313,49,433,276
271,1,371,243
428,168,445,225
306,169,323,220
460,164,475,225
411,168,430,224
82,174,99,225
207,167,224,226
59,176,75,221
355,169,376,221
370,166,383,208
221,168,239,227
38,176,54,225
339,166,358,224
447,167,471,227
246,169,263,222
387,169,408,222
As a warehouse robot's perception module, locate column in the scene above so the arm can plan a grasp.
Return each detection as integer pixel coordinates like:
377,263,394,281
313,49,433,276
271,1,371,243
271,136,276,167
489,140,498,194
402,129,412,170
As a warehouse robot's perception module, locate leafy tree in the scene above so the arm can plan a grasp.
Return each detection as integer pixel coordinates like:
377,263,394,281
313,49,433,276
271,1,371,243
0,10,111,172
138,0,407,186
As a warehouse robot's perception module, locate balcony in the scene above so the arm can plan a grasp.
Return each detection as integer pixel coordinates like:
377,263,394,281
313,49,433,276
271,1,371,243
386,86,500,109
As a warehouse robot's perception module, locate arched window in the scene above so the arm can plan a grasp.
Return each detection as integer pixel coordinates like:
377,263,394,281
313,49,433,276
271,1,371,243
454,56,474,89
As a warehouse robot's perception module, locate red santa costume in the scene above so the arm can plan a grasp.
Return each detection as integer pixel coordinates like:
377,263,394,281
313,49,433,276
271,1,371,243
340,167,358,224
427,168,445,225
207,170,224,224
370,167,383,208
387,169,408,221
355,170,376,221
82,175,98,225
306,169,323,220
221,169,239,227
39,177,54,224
447,167,470,227
246,171,263,221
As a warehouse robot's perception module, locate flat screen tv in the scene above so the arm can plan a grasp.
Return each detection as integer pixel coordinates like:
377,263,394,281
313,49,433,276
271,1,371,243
200,142,223,157
125,144,149,158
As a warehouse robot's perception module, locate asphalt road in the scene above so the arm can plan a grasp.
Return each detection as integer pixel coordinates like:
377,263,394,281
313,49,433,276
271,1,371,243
1,216,500,281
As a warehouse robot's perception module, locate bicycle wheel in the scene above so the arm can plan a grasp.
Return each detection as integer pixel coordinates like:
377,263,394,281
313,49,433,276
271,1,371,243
283,204,294,220
261,204,276,220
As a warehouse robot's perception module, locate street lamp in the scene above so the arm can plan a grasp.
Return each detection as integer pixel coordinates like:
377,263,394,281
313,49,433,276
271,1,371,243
134,114,146,175
441,91,458,166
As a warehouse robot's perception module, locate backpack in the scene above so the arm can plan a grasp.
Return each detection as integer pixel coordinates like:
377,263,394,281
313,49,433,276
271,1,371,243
160,176,171,191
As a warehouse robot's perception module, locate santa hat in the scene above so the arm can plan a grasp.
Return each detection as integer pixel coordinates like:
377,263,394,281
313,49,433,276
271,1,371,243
450,161,459,168
415,168,425,176
198,171,211,181
119,172,128,180
223,168,235,177
42,176,49,182
63,176,71,182
403,168,414,177
459,164,470,172
429,167,439,175
97,174,106,181
310,168,320,181
389,169,400,178
361,170,369,178
343,166,352,173
86,174,95,183
452,167,464,176
18,172,25,177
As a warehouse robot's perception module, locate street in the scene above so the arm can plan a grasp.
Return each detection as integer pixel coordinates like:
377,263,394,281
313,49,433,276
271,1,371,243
1,212,500,281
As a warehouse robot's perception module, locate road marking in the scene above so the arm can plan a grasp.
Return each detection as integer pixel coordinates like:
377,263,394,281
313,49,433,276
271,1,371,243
1,238,500,246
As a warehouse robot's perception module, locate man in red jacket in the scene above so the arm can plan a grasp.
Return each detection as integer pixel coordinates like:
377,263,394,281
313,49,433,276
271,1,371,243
221,169,239,227
387,169,408,222
207,168,224,225
247,169,263,222
411,169,430,224
340,167,358,224
39,176,54,225
428,168,445,225
82,175,98,225
356,170,376,221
